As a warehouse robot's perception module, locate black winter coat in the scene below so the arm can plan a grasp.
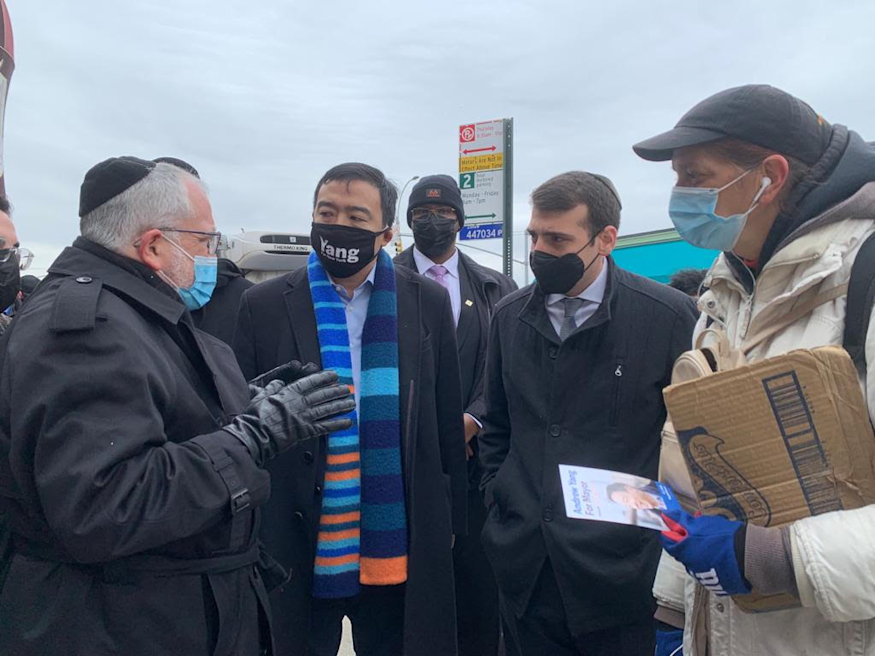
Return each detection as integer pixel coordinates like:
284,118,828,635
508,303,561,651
233,263,467,656
393,247,517,486
0,239,272,656
479,259,697,635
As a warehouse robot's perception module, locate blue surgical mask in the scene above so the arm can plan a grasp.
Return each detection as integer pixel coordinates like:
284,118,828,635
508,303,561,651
159,235,218,311
668,169,770,251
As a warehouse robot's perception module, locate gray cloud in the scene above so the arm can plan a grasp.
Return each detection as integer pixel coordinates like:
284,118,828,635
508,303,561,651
4,0,875,277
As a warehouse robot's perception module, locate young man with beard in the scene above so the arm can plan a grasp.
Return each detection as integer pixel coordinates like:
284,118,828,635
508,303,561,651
394,174,516,656
478,171,697,656
234,162,467,656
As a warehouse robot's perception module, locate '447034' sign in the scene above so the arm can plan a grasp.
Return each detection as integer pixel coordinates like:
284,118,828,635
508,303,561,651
460,223,503,241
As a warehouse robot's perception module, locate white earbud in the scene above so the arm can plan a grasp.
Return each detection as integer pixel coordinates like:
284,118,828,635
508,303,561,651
750,176,772,206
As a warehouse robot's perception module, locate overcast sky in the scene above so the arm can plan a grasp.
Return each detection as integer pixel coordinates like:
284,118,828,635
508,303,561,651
4,0,875,277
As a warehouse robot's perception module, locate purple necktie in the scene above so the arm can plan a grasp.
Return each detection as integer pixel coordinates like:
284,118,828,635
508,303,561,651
429,265,449,289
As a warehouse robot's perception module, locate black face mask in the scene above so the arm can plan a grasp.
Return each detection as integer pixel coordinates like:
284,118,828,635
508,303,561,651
310,222,386,279
0,255,20,311
412,215,458,259
529,233,600,295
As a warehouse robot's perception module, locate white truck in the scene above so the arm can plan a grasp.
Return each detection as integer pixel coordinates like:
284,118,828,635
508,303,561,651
218,231,311,284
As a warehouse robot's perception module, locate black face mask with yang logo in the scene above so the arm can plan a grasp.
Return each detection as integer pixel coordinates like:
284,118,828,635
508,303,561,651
310,222,386,279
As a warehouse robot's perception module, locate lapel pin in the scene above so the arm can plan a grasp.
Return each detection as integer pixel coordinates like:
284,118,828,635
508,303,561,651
465,299,474,307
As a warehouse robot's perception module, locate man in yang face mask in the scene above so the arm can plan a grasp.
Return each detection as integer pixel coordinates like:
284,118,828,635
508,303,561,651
478,171,698,656
232,162,468,656
394,173,516,656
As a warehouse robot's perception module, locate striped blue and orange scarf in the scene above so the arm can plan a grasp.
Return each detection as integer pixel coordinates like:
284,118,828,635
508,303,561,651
308,249,408,599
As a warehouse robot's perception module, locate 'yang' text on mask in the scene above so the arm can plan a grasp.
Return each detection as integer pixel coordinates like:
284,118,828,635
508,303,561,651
319,236,360,264
310,222,386,279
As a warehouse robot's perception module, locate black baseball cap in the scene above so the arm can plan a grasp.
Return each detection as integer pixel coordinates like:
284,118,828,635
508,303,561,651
633,85,833,166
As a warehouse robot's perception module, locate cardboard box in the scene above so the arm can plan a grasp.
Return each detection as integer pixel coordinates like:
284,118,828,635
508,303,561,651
663,346,875,612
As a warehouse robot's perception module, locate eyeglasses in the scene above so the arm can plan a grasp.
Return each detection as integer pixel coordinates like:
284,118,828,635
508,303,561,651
0,246,33,270
159,228,223,255
411,207,458,221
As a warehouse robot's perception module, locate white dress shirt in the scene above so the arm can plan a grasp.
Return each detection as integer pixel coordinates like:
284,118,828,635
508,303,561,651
329,265,377,410
413,246,462,326
545,259,609,339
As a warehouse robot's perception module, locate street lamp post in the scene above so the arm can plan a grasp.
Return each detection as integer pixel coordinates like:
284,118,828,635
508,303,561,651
393,175,419,253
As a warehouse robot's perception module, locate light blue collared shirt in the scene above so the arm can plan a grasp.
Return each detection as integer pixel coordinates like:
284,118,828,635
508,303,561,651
545,258,609,339
330,265,377,410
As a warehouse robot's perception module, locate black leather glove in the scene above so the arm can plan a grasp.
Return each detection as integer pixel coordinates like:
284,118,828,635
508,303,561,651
248,360,320,398
225,370,355,466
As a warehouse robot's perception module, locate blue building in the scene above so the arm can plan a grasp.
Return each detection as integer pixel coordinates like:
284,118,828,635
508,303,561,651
611,228,719,283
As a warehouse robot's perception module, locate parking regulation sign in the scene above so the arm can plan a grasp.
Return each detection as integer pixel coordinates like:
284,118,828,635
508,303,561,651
458,120,509,233
457,117,513,276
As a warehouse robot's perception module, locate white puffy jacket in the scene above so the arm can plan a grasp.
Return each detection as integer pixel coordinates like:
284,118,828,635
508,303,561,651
657,182,875,656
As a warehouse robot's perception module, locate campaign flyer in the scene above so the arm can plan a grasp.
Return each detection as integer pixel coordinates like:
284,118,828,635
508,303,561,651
558,464,681,531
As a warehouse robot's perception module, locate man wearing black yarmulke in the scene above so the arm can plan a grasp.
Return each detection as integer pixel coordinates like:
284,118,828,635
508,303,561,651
394,174,516,656
0,157,355,655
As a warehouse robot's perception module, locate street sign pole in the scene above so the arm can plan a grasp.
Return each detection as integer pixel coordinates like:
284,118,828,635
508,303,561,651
502,118,513,278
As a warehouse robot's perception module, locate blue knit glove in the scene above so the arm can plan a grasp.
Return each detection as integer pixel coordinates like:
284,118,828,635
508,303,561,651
660,509,751,596
655,628,683,656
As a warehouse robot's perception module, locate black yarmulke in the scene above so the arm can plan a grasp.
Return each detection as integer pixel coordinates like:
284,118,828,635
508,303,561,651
153,156,200,179
78,156,156,217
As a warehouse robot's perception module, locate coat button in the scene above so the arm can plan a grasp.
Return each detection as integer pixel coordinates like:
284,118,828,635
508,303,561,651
75,276,93,284
715,603,725,613
542,508,554,522
548,347,558,359
315,485,323,495
294,511,305,522
549,425,561,437
303,451,314,464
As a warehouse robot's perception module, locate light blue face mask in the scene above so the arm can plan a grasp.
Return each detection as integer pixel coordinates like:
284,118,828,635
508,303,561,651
160,235,218,311
669,169,770,251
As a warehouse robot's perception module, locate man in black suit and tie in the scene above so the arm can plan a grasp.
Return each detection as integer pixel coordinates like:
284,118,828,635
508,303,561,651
395,174,517,656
